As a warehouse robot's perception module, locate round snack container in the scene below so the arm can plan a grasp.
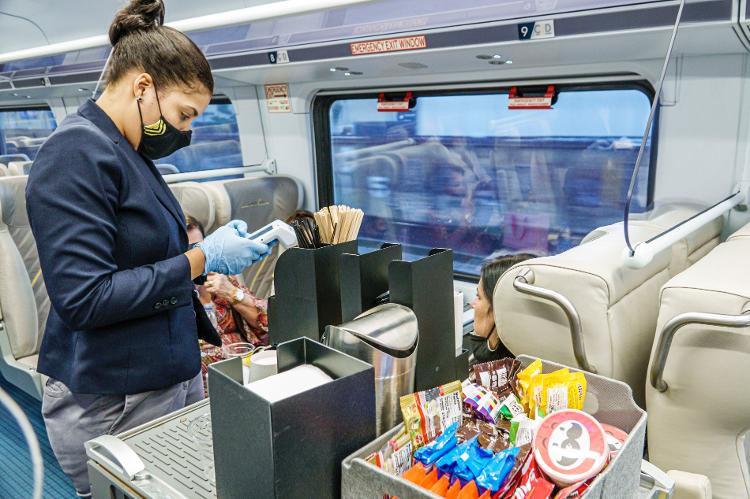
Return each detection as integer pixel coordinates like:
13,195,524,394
533,409,608,486
601,423,628,457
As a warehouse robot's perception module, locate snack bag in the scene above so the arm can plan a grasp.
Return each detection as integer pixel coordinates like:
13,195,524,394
475,446,521,494
402,462,427,484
453,438,495,483
566,372,587,411
540,370,571,415
431,474,452,495
437,438,476,477
457,480,480,499
401,380,463,449
473,358,521,393
415,421,459,467
446,480,462,499
516,359,542,412
528,368,569,417
496,444,533,497
509,415,541,447
510,455,553,499
462,381,503,424
499,393,526,420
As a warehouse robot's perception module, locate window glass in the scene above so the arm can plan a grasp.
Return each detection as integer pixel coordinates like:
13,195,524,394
325,87,653,275
158,98,242,174
0,108,57,162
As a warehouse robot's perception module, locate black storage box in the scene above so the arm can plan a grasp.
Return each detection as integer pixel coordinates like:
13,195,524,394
208,337,376,499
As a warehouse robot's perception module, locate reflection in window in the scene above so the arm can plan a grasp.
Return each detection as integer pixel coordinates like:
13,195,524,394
326,88,653,275
159,98,242,173
0,108,57,162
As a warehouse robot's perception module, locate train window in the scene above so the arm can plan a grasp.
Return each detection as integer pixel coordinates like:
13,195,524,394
0,107,57,161
316,86,655,276
158,96,242,174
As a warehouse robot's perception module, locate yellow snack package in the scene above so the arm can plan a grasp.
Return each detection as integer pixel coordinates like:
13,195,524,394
516,358,543,409
527,368,568,417
540,370,572,414
566,371,587,410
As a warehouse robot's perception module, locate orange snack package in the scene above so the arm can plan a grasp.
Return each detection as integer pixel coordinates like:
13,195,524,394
457,480,480,499
420,468,439,489
430,475,451,495
402,462,426,484
445,480,462,499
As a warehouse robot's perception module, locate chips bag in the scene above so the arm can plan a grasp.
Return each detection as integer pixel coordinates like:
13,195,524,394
400,380,463,449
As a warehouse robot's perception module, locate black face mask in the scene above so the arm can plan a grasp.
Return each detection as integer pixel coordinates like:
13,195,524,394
136,88,192,160
467,326,502,364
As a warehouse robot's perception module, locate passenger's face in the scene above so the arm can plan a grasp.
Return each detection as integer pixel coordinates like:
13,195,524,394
187,227,204,246
471,279,495,338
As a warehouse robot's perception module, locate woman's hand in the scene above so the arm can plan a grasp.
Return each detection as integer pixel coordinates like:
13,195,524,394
204,273,238,302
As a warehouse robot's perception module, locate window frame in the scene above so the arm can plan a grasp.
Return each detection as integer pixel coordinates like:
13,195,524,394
312,81,659,279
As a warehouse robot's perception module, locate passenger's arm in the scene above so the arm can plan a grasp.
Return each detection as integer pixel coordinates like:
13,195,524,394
26,127,194,331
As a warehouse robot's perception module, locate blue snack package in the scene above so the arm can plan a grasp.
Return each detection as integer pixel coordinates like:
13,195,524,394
414,421,459,467
476,446,521,493
453,438,494,483
436,437,475,476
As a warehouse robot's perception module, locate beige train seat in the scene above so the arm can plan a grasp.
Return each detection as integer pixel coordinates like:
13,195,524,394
168,181,216,231
0,176,50,399
493,207,722,406
0,163,7,177
8,160,32,176
204,176,304,298
646,221,750,499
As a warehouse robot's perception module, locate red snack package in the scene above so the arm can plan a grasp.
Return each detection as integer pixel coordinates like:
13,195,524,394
553,479,592,499
420,468,440,489
403,462,427,484
431,475,451,495
446,480,462,499
457,481,480,499
506,455,553,499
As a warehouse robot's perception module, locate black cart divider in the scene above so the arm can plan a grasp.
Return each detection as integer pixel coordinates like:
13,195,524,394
268,240,357,343
339,243,403,323
269,241,465,390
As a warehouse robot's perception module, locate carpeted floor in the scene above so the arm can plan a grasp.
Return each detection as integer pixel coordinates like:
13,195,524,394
0,375,76,498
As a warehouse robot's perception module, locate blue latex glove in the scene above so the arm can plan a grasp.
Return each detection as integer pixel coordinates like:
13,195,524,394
197,220,269,275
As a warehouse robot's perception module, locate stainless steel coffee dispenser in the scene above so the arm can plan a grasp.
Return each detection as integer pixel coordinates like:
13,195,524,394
324,303,418,435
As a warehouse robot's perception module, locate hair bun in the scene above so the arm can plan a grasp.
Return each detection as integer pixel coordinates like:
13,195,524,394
108,0,166,46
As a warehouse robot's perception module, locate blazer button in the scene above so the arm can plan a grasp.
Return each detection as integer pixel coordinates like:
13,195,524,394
154,302,162,310
162,299,170,308
170,297,178,305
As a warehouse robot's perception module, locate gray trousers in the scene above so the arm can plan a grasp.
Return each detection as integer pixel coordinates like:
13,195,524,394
42,373,204,498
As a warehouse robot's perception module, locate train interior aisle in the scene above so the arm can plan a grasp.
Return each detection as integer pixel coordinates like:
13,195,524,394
2,0,750,497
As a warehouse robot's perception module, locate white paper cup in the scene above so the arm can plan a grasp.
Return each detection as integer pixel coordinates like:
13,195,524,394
248,349,278,383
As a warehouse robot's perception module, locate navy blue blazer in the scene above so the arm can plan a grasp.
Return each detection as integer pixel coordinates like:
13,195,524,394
27,99,210,395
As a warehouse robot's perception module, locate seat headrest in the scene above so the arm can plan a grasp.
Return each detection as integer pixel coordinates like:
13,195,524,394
168,182,215,232
0,176,29,228
209,176,303,233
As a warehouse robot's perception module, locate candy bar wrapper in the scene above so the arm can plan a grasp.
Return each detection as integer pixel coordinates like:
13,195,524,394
463,381,504,424
475,446,520,494
386,441,414,476
554,479,592,499
473,358,521,393
503,454,553,499
499,393,526,420
497,444,533,498
509,415,540,447
414,421,459,467
400,380,463,449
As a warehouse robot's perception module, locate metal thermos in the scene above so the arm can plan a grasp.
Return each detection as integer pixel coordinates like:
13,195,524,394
324,303,418,435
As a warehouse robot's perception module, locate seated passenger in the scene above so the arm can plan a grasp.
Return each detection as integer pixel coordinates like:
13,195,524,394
468,253,535,364
186,216,269,392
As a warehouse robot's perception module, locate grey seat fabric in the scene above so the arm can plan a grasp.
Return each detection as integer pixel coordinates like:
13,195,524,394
204,175,304,298
0,176,49,399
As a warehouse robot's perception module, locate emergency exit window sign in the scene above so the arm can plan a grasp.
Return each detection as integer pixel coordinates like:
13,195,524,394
518,20,555,40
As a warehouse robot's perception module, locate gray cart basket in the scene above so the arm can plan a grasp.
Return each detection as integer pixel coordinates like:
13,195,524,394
342,356,649,499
